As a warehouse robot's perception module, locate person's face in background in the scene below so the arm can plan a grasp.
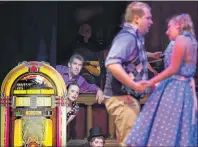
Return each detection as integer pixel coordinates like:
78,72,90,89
79,24,92,40
90,137,104,147
68,58,83,77
67,85,80,102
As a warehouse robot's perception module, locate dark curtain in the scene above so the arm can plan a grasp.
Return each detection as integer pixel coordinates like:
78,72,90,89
146,1,198,52
0,1,57,84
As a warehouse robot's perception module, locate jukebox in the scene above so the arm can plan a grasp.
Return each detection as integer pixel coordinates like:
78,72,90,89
0,61,67,147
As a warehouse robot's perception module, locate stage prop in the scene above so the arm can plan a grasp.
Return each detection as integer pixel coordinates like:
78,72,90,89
0,61,67,147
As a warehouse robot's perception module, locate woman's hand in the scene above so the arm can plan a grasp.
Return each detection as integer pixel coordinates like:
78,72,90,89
139,80,154,88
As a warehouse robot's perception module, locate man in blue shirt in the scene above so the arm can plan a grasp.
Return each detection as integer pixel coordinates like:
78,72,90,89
103,2,153,146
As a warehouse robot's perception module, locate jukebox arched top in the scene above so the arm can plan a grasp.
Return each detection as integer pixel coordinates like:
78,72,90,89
1,61,66,97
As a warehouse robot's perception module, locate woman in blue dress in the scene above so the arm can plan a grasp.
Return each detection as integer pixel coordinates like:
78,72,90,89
126,13,198,147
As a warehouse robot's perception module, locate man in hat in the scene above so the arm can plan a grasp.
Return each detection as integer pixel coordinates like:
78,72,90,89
79,126,105,147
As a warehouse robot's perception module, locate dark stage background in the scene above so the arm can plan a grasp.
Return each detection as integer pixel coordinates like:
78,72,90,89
0,1,198,84
0,1,198,138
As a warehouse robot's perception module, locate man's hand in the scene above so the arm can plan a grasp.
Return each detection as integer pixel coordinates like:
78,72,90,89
150,68,158,76
132,82,146,93
148,51,162,59
96,89,104,104
147,62,158,76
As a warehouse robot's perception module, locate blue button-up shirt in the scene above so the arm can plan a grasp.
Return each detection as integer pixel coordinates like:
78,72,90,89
104,23,148,98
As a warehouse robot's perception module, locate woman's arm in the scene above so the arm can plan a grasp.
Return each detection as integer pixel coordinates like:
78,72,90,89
67,115,76,126
149,36,188,85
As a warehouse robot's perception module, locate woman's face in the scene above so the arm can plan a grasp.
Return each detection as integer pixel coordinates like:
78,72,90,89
166,20,180,41
67,85,80,102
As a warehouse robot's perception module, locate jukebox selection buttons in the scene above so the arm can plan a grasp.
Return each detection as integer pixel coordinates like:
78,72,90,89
25,111,42,116
30,96,37,109
16,97,30,107
15,96,52,107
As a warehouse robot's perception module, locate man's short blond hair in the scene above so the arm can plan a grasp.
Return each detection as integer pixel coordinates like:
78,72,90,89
125,2,151,23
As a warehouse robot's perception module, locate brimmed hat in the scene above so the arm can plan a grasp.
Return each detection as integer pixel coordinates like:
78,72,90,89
87,126,105,142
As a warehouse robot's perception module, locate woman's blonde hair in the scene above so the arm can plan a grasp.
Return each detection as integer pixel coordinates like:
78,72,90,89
124,2,151,23
169,13,195,36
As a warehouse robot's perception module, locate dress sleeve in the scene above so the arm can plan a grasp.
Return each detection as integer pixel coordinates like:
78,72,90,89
73,102,80,115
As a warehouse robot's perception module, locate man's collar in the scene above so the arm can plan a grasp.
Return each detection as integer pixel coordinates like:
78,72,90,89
123,23,141,37
62,66,69,74
123,22,144,44
68,68,79,80
62,66,79,79
130,23,139,33
130,23,143,38
123,23,138,32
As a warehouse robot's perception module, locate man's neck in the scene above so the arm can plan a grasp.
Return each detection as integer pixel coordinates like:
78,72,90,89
68,69,74,80
127,23,144,44
84,37,89,43
130,23,138,32
130,23,144,37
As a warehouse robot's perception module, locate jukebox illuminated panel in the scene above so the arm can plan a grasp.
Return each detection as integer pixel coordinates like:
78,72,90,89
0,61,67,147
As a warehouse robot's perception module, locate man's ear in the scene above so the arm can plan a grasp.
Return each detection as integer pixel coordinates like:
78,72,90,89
134,15,139,25
68,62,71,67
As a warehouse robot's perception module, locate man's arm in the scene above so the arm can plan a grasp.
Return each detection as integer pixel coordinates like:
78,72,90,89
147,51,162,59
78,76,100,93
106,64,144,92
105,34,144,93
56,65,68,74
78,76,104,104
147,62,158,76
